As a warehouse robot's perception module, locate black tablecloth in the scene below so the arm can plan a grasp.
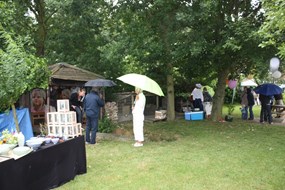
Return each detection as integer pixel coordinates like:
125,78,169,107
0,136,87,190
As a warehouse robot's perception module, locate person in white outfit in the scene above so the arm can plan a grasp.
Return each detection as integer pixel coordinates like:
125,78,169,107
132,87,146,147
191,83,204,111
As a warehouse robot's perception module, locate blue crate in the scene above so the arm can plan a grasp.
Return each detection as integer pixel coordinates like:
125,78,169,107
184,112,191,120
190,111,204,120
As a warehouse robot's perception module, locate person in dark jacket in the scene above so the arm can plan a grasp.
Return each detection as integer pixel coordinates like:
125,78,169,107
247,88,255,120
84,87,105,144
70,87,86,124
259,94,273,124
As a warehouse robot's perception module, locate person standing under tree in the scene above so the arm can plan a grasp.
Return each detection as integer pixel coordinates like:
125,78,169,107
247,87,255,120
240,87,248,120
84,87,104,144
202,87,213,119
132,87,146,147
191,84,204,111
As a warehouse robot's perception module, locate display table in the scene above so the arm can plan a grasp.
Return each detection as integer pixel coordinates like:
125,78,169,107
0,136,87,190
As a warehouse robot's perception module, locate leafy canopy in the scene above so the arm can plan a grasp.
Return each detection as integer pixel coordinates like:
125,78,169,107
0,29,49,111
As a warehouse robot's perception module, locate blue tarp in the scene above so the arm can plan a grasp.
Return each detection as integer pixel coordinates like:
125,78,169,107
0,108,34,141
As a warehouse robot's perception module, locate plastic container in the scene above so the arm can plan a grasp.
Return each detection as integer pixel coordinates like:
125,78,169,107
184,112,191,120
190,111,204,120
17,132,25,147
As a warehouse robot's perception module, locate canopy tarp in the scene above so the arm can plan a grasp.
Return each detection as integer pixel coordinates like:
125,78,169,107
0,108,34,141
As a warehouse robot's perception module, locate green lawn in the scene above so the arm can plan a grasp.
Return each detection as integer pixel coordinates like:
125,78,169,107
56,105,285,190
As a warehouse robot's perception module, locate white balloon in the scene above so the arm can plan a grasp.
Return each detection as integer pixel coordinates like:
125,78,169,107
270,57,280,72
270,57,280,65
272,70,282,78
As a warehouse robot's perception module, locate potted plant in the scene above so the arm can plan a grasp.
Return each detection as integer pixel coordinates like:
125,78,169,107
225,104,235,122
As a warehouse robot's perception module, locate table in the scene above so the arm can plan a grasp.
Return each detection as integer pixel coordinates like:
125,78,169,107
271,105,285,123
0,136,87,190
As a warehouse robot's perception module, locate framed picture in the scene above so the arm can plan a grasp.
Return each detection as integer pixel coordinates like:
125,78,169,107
57,100,70,112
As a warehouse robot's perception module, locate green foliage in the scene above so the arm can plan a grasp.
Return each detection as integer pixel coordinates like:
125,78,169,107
226,104,235,115
224,87,235,104
0,29,49,111
258,0,285,59
98,116,117,133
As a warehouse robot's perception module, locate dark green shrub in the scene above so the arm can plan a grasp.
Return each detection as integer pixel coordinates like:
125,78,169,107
98,116,117,133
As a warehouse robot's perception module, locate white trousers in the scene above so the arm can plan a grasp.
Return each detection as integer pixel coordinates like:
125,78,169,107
133,114,144,142
203,102,212,116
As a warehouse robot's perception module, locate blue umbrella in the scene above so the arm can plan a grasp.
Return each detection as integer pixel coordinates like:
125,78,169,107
253,83,282,96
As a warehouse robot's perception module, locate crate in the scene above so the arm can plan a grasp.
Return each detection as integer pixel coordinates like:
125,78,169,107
190,111,204,120
184,112,191,120
185,111,204,120
57,100,70,112
155,110,167,120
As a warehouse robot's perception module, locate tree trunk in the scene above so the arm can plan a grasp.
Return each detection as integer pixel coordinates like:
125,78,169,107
12,104,20,132
35,0,46,57
166,73,175,121
211,68,230,121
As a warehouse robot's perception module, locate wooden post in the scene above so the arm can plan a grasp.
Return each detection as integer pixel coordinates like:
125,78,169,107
11,104,20,132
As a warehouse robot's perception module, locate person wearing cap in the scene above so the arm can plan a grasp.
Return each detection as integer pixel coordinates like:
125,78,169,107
191,84,204,111
132,87,146,147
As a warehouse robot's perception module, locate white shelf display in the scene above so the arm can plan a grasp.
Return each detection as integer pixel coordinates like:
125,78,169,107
47,101,82,138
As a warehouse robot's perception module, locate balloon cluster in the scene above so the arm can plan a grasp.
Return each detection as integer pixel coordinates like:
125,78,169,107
270,57,282,78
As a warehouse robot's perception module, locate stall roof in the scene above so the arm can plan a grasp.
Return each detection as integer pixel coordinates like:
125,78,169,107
49,62,104,81
48,62,105,86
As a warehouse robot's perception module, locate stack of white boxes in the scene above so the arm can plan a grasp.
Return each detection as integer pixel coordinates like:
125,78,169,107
47,100,82,138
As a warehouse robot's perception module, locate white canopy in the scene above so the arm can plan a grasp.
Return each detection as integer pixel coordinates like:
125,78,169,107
241,79,258,87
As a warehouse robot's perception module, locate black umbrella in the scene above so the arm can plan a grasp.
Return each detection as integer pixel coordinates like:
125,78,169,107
253,83,282,96
84,79,116,87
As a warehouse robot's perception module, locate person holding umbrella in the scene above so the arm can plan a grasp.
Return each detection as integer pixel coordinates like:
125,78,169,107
84,87,105,144
132,87,146,147
117,73,163,147
259,94,273,124
254,83,282,124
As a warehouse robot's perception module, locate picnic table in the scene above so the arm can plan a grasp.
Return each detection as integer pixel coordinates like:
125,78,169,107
271,105,285,123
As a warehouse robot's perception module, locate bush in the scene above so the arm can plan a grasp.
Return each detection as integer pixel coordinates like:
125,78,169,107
98,116,117,133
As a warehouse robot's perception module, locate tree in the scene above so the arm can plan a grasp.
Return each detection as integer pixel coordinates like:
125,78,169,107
0,28,49,131
258,0,285,59
181,0,272,121
102,0,200,120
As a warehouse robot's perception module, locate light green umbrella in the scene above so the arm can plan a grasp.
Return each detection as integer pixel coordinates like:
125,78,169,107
117,73,164,96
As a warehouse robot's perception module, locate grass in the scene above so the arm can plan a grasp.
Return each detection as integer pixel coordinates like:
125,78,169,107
56,105,285,190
